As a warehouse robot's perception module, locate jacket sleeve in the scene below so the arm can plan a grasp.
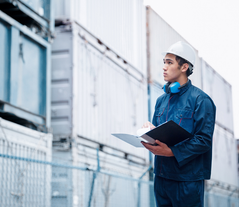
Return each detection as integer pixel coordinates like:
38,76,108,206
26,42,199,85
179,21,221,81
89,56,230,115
170,95,216,167
152,96,163,126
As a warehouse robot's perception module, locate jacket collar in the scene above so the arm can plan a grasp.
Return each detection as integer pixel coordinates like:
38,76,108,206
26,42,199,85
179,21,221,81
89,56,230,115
178,79,191,96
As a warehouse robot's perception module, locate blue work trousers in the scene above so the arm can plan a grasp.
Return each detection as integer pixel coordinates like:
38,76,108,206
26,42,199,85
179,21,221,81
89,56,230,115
154,175,204,207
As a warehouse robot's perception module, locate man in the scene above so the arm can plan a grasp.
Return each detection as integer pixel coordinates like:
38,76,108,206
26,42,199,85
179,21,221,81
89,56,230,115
141,41,216,207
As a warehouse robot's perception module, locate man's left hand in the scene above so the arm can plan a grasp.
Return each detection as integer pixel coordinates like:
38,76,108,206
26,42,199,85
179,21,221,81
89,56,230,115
141,140,174,157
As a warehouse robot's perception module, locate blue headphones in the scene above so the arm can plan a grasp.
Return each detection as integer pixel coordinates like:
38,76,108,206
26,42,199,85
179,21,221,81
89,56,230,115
163,80,189,94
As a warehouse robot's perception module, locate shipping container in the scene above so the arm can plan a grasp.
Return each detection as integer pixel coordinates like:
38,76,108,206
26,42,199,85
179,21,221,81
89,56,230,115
146,6,202,89
0,11,51,131
0,118,52,207
201,58,234,134
54,0,146,74
51,22,148,161
20,0,51,19
51,21,149,206
0,0,53,37
211,124,238,185
52,137,152,207
148,83,164,122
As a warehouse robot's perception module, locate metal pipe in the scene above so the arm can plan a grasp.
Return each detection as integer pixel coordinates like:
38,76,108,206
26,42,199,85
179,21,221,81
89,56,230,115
77,135,146,163
0,152,154,183
205,182,217,207
137,165,152,207
227,188,238,207
88,148,101,207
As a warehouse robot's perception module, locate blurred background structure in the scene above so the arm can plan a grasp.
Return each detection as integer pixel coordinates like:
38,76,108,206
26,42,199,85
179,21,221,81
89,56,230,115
0,0,238,207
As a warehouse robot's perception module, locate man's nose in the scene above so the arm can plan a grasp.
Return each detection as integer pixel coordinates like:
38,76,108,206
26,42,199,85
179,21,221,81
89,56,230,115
163,64,167,71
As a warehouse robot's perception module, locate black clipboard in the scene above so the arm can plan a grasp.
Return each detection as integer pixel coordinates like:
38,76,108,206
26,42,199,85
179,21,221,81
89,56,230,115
112,120,192,148
141,120,192,146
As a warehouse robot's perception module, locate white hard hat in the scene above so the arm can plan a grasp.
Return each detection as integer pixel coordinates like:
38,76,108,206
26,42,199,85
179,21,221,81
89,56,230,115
162,41,196,66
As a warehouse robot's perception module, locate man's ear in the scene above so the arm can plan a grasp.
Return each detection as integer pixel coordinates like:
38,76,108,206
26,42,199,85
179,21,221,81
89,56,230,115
181,63,189,73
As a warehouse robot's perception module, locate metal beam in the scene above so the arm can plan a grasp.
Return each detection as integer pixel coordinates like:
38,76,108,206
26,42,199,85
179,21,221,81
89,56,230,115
0,10,50,47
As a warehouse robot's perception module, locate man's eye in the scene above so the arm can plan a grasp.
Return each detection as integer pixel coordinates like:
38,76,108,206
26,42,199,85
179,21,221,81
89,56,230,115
168,62,172,64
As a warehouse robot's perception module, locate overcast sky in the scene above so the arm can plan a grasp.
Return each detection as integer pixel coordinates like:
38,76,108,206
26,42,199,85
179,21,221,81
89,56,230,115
144,0,239,138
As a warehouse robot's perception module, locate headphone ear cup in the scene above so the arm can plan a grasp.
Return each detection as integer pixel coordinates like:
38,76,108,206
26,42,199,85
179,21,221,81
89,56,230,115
163,82,181,94
170,82,181,93
163,82,171,94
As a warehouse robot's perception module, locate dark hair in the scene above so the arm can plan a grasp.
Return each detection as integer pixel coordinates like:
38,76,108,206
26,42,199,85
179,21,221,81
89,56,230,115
175,55,193,76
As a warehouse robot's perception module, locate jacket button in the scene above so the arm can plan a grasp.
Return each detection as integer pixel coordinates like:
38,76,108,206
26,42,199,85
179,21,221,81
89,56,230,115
180,114,182,117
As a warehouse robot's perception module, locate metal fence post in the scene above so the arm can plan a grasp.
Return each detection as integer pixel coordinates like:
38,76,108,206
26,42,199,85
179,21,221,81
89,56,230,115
88,148,101,207
137,165,152,207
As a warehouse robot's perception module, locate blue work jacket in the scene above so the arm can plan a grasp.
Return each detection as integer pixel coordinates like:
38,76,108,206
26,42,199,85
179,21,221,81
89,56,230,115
152,80,216,181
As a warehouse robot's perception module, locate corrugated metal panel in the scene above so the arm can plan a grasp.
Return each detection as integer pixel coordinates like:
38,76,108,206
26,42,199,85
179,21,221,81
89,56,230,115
146,6,202,89
0,20,10,102
211,124,238,186
149,83,164,122
51,31,73,136
20,0,50,19
51,22,148,160
148,83,164,167
14,33,47,116
0,118,52,207
201,58,234,133
0,0,51,35
52,141,150,207
54,0,146,74
0,14,51,129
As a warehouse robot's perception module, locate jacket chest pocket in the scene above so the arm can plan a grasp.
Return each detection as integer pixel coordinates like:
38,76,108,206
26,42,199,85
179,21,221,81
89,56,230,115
155,108,165,126
176,109,194,133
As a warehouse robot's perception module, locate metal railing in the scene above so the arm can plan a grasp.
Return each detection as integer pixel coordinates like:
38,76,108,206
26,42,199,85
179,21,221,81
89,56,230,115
0,152,155,207
0,152,238,207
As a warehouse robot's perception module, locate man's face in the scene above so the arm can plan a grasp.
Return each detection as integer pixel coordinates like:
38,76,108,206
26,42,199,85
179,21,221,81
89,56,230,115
163,53,183,83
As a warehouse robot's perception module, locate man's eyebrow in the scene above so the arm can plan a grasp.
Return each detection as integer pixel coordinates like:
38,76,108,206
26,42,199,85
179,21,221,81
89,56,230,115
163,58,174,62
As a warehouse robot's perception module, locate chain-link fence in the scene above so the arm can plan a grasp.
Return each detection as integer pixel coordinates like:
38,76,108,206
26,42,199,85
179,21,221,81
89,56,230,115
1,152,239,207
0,152,156,207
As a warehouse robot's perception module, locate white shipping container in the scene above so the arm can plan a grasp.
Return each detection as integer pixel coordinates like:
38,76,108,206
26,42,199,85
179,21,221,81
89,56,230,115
211,124,238,186
51,21,149,207
0,118,52,207
52,133,150,207
54,0,146,74
201,58,234,133
146,6,202,89
148,83,164,121
51,22,149,162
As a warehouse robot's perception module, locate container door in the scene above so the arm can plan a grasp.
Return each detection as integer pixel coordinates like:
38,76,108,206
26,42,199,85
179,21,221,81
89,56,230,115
0,20,10,102
15,33,47,116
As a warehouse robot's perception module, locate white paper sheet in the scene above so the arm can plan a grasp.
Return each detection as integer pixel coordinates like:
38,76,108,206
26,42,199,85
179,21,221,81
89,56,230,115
111,133,144,147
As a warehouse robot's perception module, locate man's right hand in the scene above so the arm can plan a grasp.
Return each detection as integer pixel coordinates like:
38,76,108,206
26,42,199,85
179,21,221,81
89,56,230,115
142,121,156,130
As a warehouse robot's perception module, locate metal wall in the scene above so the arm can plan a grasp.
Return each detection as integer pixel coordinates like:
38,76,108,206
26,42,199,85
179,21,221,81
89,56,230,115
0,19,10,102
51,22,148,160
201,58,234,133
20,0,50,19
0,118,52,207
148,83,164,122
201,58,237,188
54,0,146,74
211,123,238,185
146,6,202,89
52,140,151,207
0,11,51,129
